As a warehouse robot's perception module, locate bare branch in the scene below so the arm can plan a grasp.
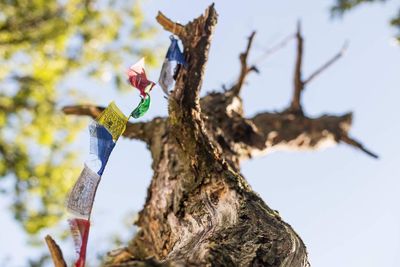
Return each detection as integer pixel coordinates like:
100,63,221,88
62,104,104,118
62,105,150,141
288,24,348,114
230,31,259,95
304,41,348,85
291,20,304,112
340,134,379,159
45,235,67,267
156,11,186,39
252,33,295,64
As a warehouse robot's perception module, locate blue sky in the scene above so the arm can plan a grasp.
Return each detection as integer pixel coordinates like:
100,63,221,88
1,1,399,266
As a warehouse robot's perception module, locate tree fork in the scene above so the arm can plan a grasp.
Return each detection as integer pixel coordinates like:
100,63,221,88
52,4,378,267
107,5,309,266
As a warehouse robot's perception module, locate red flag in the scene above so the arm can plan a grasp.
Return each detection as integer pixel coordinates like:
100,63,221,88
127,58,155,97
69,218,90,267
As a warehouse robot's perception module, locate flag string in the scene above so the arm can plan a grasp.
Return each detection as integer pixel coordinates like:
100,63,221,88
58,35,186,267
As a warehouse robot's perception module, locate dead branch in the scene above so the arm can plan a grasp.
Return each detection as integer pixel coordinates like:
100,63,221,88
156,12,186,40
340,134,379,158
62,104,105,118
291,21,305,113
230,31,259,95
289,22,349,115
45,235,67,267
252,33,295,64
303,41,348,85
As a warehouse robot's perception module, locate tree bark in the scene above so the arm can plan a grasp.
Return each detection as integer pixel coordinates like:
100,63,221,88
61,5,377,267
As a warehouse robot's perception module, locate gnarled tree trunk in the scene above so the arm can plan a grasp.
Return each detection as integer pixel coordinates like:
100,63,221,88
62,5,376,267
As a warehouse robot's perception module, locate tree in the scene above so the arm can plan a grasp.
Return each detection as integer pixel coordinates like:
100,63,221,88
332,0,400,42
0,0,157,234
48,5,377,266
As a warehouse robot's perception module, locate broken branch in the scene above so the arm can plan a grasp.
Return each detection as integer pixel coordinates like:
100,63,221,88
62,104,104,118
340,134,379,159
231,31,259,95
156,11,185,39
45,235,67,267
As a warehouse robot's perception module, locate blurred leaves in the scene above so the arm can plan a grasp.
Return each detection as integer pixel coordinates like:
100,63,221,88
331,0,400,42
0,0,158,235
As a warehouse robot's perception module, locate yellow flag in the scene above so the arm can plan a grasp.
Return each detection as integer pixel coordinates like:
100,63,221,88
96,102,128,140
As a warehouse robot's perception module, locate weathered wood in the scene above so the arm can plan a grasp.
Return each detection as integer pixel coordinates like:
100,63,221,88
107,5,309,267
45,235,67,267
63,5,377,267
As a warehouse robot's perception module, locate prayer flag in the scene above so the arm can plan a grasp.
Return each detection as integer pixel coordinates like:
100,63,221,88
87,121,115,176
131,94,151,118
158,36,186,95
66,164,101,218
69,218,90,267
127,58,155,97
166,36,186,64
96,101,128,141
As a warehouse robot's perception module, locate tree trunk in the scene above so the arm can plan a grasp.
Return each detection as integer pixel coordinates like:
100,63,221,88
63,5,377,267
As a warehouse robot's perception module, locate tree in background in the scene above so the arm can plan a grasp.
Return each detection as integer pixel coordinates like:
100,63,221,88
332,0,400,42
0,0,158,235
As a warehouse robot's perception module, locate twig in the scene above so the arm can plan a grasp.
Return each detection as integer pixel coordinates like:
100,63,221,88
231,31,259,95
156,11,186,39
341,135,379,159
303,41,348,85
253,33,295,64
291,20,304,112
45,235,67,267
62,104,105,119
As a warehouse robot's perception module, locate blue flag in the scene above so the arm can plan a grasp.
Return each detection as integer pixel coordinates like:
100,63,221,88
87,121,116,176
166,36,186,65
158,36,186,95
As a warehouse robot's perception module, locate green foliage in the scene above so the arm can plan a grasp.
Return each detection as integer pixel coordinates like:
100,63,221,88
331,0,387,13
0,0,158,234
332,0,400,42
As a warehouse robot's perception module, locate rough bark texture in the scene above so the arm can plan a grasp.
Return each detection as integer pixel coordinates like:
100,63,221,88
60,5,377,267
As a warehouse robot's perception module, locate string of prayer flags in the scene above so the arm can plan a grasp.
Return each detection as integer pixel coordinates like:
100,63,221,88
66,164,101,218
66,102,127,267
96,101,128,141
131,93,151,118
69,218,90,267
62,55,159,267
127,58,156,98
158,36,187,95
67,102,128,219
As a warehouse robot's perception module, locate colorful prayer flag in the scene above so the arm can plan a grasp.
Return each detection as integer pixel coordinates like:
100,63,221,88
158,36,186,95
66,164,101,218
87,121,115,176
69,218,90,267
131,94,151,118
166,36,186,65
96,101,128,141
127,58,155,97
